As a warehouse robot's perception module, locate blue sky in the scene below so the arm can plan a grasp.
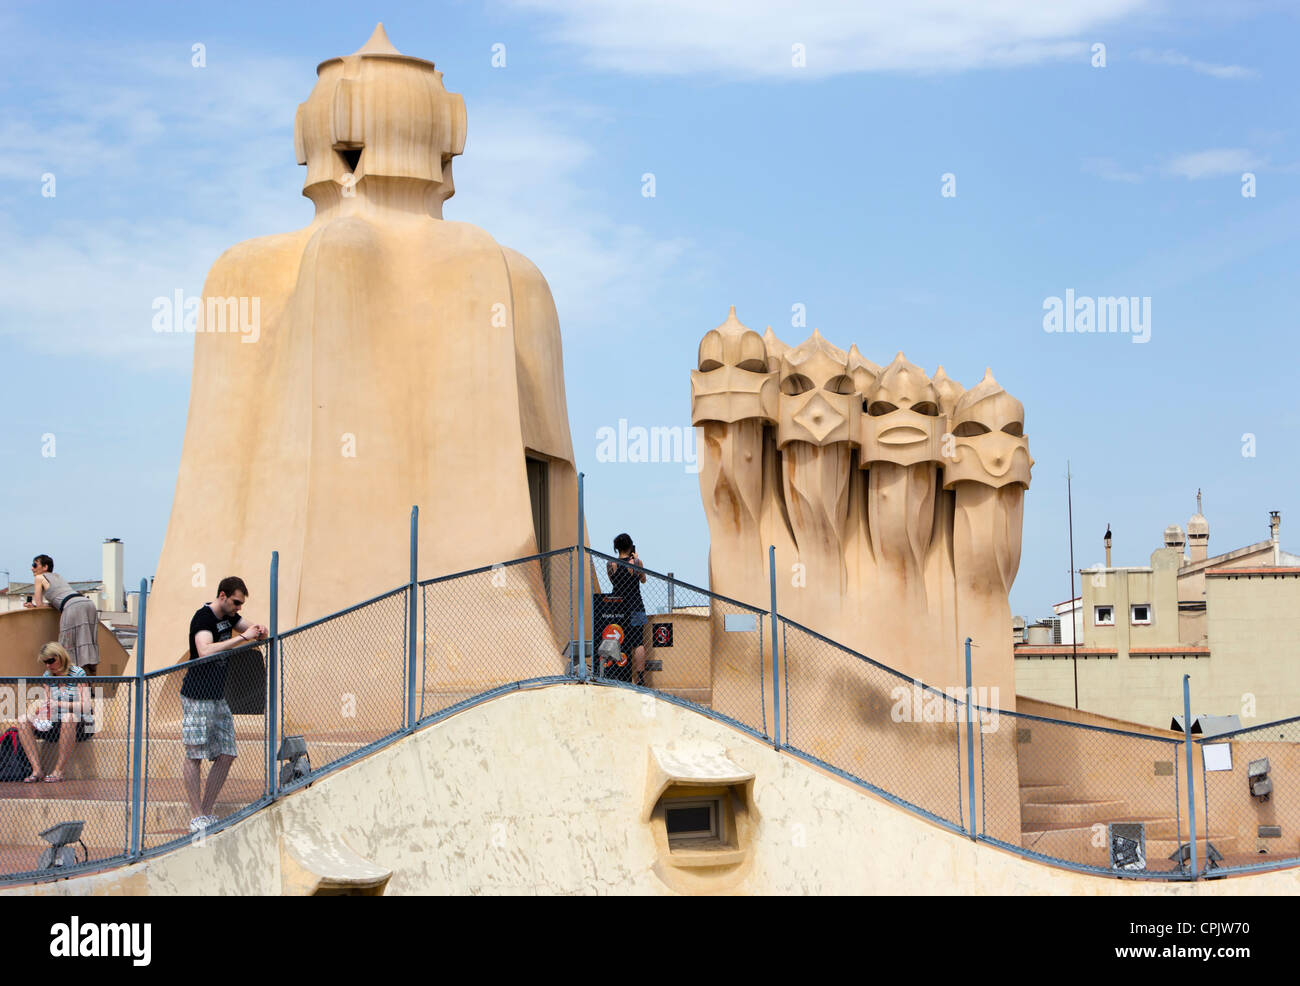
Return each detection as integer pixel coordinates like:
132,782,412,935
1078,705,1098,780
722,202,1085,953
1,0,1297,622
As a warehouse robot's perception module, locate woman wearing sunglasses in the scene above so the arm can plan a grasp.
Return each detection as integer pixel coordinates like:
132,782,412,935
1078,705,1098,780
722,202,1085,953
24,554,100,671
17,642,94,783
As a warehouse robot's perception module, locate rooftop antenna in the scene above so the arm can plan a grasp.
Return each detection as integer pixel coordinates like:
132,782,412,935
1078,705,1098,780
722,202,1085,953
1067,461,1078,709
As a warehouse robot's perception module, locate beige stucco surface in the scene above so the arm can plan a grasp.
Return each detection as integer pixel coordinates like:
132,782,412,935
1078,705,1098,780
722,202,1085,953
0,607,130,677
9,684,1296,896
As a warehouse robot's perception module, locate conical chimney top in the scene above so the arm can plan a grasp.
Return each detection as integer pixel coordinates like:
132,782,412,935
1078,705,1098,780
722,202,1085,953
356,23,402,56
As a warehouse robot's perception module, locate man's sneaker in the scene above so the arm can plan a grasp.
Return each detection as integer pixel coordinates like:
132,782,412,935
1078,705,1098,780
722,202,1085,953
189,816,209,833
202,815,219,827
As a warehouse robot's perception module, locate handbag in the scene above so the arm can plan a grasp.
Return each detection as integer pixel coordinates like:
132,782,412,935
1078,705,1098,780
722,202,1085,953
223,645,268,715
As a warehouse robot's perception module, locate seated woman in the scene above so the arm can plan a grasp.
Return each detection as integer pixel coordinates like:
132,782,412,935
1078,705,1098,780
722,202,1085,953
25,554,100,671
17,642,94,783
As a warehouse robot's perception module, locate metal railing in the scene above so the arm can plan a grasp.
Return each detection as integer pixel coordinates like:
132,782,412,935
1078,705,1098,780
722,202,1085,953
0,674,136,881
586,547,773,743
974,702,1186,878
3,488,1297,886
1195,714,1300,876
280,587,408,782
780,618,967,836
418,547,575,726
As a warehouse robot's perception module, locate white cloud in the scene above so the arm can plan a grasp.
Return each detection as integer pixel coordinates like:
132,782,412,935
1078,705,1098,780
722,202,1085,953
505,0,1149,77
1082,157,1146,183
0,213,230,369
449,101,697,331
0,42,310,367
1133,48,1257,79
0,42,696,366
1164,148,1261,180
1084,148,1267,184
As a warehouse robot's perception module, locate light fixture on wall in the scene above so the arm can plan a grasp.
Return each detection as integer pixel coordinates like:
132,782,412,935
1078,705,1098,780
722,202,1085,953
278,735,311,787
1167,841,1223,873
38,821,87,869
1248,758,1272,801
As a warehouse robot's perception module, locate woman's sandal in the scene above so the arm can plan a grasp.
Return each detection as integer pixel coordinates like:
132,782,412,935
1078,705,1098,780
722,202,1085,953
22,773,43,783
43,772,64,783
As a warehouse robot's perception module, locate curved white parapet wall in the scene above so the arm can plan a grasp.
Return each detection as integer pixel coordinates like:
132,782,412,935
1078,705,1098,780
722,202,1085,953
6,684,1298,895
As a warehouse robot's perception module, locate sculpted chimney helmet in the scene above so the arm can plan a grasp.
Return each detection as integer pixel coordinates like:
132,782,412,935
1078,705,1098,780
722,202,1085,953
777,329,855,448
294,23,468,209
147,24,580,676
859,352,945,467
688,309,1036,754
943,368,1032,489
691,307,776,426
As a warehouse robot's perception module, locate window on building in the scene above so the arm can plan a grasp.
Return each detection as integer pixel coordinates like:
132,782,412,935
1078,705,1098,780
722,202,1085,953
1131,604,1151,625
664,798,722,846
1095,605,1114,626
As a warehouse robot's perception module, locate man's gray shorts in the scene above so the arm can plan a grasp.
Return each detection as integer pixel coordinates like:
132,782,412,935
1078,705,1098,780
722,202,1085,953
181,696,238,760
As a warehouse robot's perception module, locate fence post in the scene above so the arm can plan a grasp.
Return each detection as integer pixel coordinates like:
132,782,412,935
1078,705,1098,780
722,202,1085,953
1182,673,1199,878
408,506,419,731
267,551,279,798
576,473,588,681
965,637,976,841
129,578,147,858
768,545,781,750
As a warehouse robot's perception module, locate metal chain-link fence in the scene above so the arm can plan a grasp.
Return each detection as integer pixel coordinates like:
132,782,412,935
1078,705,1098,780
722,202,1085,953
7,534,1300,887
0,674,134,878
587,548,771,741
420,548,574,723
1198,715,1300,874
279,588,408,785
977,706,1186,876
779,619,967,832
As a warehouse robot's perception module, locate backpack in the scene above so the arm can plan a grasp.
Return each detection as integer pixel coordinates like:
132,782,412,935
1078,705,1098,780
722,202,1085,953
0,728,32,782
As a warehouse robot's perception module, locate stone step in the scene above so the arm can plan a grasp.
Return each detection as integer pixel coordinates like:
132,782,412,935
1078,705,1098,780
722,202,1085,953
1143,818,1199,840
0,842,128,876
1020,826,1159,870
22,734,378,781
1019,784,1071,805
1020,800,1128,826
1147,836,1240,863
1021,822,1237,871
0,776,266,850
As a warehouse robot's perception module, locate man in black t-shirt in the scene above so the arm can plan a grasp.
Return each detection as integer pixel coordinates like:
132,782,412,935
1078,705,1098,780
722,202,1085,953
182,576,266,834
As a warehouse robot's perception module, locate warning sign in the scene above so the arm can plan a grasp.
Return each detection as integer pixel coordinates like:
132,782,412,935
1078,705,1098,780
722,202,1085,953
652,623,673,647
